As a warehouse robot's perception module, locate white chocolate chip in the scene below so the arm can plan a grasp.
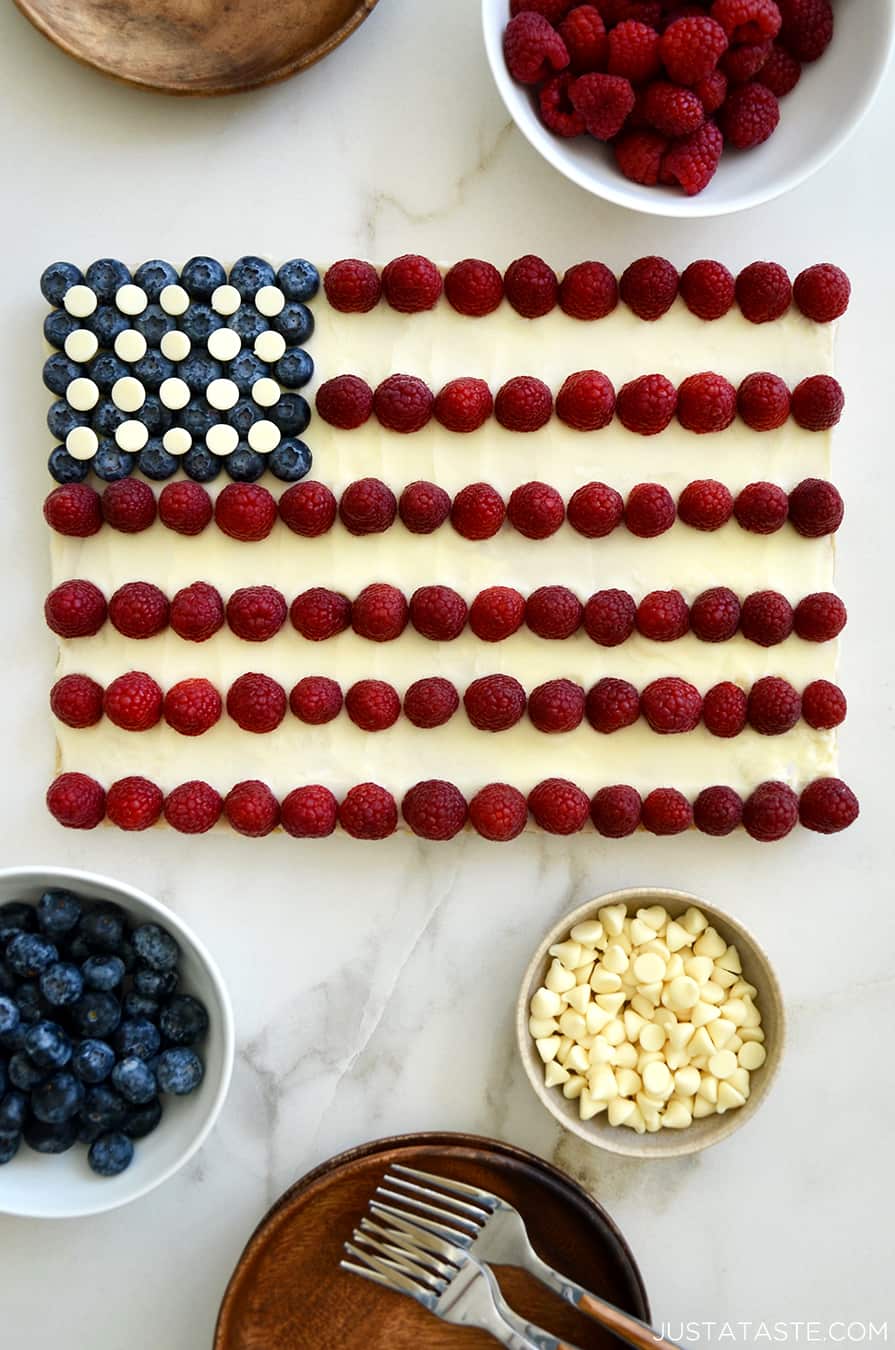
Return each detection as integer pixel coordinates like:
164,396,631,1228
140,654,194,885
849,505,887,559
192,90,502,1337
563,1075,586,1100
247,419,281,454
115,420,149,452
674,1065,701,1097
701,981,726,1005
707,1018,736,1050
115,283,147,315
629,994,655,1021
636,981,663,1007
738,1042,767,1071
712,966,738,989
159,283,189,316
668,1021,694,1051
251,376,281,408
685,955,714,985
665,920,694,952
739,1026,765,1043
665,975,700,1012
615,1067,641,1098
721,998,749,1025
642,1061,673,1100
545,1060,570,1088
64,284,97,317
566,1044,590,1075
114,329,148,364
530,987,562,1020
628,918,655,947
717,1081,746,1112
693,1095,715,1119
598,904,627,937
698,1073,719,1104
689,1027,715,1060
556,1036,573,1063
694,927,727,960
716,944,742,974
708,1049,738,1080
639,1022,666,1053
579,1091,606,1121
623,1009,645,1042
570,920,604,946
206,424,239,457
163,427,192,456
528,1016,558,1039
691,1001,721,1028
558,1009,587,1041
254,330,286,363
728,1067,750,1098
575,962,595,986
594,991,625,1016
681,907,709,937
211,284,241,315
589,1065,618,1102
546,960,576,995
64,329,99,363
66,378,99,412
206,377,240,411
549,940,583,969
608,1097,636,1127
535,1036,560,1064
604,1018,625,1047
66,426,98,460
255,284,285,316
564,984,590,1015
665,953,685,981
602,943,629,975
207,328,242,362
585,1004,612,1036
663,1098,692,1129
160,329,191,362
111,376,145,413
637,905,668,931
588,1037,613,1067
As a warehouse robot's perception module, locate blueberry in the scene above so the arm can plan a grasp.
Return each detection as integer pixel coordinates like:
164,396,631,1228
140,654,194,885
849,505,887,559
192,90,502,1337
0,965,16,997
85,305,129,348
81,1084,128,1131
0,1132,20,1164
0,1059,5,1096
71,1038,115,1084
114,1018,160,1062
270,391,311,436
183,445,221,483
0,1089,28,1133
86,258,131,301
181,304,223,346
81,954,124,992
0,997,19,1038
88,1130,134,1176
181,351,222,393
44,309,80,349
123,992,159,1021
6,933,58,979
134,350,175,391
0,901,35,943
48,445,89,484
47,401,87,441
178,397,218,439
90,352,129,392
225,446,265,482
160,996,209,1047
43,352,82,396
134,303,175,346
229,256,276,299
93,443,135,482
91,398,127,438
80,906,125,952
9,1051,48,1090
40,261,84,306
69,992,121,1039
227,305,267,345
118,939,137,973
0,1027,25,1055
134,967,178,999
31,1070,85,1124
39,963,84,1008
124,1097,163,1139
132,924,179,972
137,439,179,481
276,258,320,302
24,1020,71,1069
157,1047,204,1096
112,1056,157,1105
268,439,312,482
227,397,261,437
66,935,92,965
37,889,81,937
134,259,179,300
13,983,41,1026
228,351,268,394
24,1117,78,1154
139,393,174,436
273,349,314,391
273,302,315,345
181,256,226,300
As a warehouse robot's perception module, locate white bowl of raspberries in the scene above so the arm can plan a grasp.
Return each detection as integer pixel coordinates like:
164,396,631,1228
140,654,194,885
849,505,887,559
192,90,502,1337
484,0,895,215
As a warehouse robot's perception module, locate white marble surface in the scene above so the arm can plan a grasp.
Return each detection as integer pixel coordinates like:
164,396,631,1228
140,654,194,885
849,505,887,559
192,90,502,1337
0,0,892,1344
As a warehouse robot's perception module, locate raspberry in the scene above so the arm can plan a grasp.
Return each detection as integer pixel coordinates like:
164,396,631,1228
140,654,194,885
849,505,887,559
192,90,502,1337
527,585,583,639
740,589,793,645
754,41,800,95
690,586,741,641
559,261,618,319
660,119,723,194
444,259,504,316
591,785,642,837
50,673,104,728
290,587,352,641
103,671,163,731
350,583,408,642
636,588,689,640
747,675,800,735
743,780,798,840
619,256,679,321
226,673,287,733
641,787,693,834
608,21,661,81
680,264,736,328
678,479,733,530
109,581,168,639
583,588,636,645
626,482,676,537
158,481,213,536
403,677,460,728
643,80,705,135
511,0,574,22
214,483,277,542
338,783,398,839
164,780,222,834
402,780,467,840
47,773,105,830
703,680,747,736
374,374,433,433
614,129,670,185
290,676,343,724
451,482,506,540
323,259,380,313
660,16,728,83
225,781,280,837
381,254,443,313
469,783,529,841
642,676,702,732
586,677,640,732
737,371,790,429
778,0,832,61
736,260,791,322
281,785,339,838
793,263,850,323
734,481,789,533
464,674,527,731
226,585,287,642
278,481,337,537
399,481,452,534
799,777,859,834
790,374,844,430
468,587,525,643
504,12,571,84
338,478,397,535
106,776,163,831
528,678,585,732
540,73,588,135
570,73,635,139
556,371,615,430
567,480,623,535
170,581,224,643
410,585,468,640
495,376,553,432
693,68,728,112
345,679,401,732
101,479,156,534
617,374,677,434
721,40,772,81
793,592,846,642
528,778,590,834
660,2,707,23
597,0,660,20
694,785,743,835
45,579,107,638
711,0,780,41
504,255,559,317
315,374,373,429
801,679,846,730
677,372,736,433
719,81,779,147
43,483,102,537
507,481,565,539
434,377,493,433
560,6,608,72
163,677,222,736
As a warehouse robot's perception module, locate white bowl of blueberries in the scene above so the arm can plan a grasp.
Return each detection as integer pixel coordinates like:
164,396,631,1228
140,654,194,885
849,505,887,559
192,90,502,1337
0,867,234,1218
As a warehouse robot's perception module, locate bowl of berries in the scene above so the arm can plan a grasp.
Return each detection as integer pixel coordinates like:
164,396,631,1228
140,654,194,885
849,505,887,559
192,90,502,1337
483,0,895,215
0,867,234,1217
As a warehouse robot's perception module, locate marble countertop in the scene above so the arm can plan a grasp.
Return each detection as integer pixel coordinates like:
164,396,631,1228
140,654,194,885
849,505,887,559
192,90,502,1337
0,1,891,1344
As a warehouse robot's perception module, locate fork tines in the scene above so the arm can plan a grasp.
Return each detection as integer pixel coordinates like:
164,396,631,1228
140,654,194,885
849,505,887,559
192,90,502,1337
340,1199,469,1311
375,1167,494,1249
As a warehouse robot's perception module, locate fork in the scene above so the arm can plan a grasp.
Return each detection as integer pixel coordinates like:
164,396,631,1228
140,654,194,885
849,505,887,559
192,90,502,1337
379,1165,684,1350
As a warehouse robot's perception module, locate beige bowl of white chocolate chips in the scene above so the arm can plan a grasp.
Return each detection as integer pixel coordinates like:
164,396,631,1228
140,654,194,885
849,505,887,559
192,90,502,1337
517,889,784,1158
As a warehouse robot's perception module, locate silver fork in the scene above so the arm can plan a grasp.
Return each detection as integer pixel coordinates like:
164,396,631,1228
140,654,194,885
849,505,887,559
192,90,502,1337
379,1165,684,1350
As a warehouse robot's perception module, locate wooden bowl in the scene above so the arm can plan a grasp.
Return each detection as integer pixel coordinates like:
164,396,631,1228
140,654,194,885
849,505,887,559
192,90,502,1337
13,0,381,96
517,889,785,1160
215,1131,650,1348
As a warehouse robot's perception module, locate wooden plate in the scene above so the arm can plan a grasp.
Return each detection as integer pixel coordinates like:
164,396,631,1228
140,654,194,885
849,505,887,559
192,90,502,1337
215,1132,650,1349
13,0,381,96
